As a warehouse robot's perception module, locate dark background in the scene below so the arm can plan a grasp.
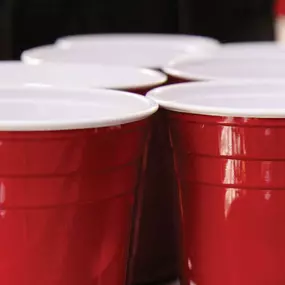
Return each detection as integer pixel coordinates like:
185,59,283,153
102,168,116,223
0,0,275,59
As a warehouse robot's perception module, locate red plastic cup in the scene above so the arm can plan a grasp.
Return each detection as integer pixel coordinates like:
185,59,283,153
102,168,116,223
0,86,157,285
1,60,175,284
147,81,285,285
1,60,173,284
21,34,220,69
17,53,177,283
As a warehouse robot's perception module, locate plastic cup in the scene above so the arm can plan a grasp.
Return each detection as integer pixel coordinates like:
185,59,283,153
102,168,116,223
163,54,285,82
1,60,173,284
0,86,157,285
18,48,179,282
147,81,285,285
2,60,175,284
21,34,220,69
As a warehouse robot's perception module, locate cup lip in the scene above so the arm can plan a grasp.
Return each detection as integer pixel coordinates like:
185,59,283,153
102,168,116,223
163,56,285,81
164,42,285,80
0,86,158,131
55,33,220,49
0,61,167,90
21,34,220,68
146,80,285,118
220,41,285,59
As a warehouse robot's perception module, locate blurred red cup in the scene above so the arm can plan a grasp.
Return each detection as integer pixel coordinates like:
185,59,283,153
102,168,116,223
147,81,285,285
0,86,157,285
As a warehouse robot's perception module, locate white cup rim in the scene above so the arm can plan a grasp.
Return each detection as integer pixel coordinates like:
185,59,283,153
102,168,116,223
0,61,167,90
163,56,285,82
0,86,158,131
22,34,220,68
147,80,285,118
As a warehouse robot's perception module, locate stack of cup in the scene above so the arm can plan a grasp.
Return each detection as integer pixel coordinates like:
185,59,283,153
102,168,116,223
147,81,285,285
20,33,220,284
0,86,158,285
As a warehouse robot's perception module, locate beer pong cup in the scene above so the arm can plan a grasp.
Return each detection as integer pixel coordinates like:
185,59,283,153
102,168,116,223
21,34,220,69
163,56,285,82
0,85,158,285
2,61,174,284
3,61,172,284
147,81,285,285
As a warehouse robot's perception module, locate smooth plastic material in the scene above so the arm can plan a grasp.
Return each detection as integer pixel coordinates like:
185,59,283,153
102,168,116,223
0,86,157,130
3,61,166,90
0,86,157,285
221,42,285,59
169,113,285,285
0,65,175,284
146,81,285,118
164,57,285,81
0,121,150,285
14,56,180,283
147,81,285,285
22,34,220,68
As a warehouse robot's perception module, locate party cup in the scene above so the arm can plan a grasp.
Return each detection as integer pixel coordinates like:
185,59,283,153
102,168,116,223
147,81,285,285
0,60,172,284
0,86,157,285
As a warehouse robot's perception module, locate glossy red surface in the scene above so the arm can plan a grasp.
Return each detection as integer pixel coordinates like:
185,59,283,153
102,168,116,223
0,120,150,285
168,113,285,285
